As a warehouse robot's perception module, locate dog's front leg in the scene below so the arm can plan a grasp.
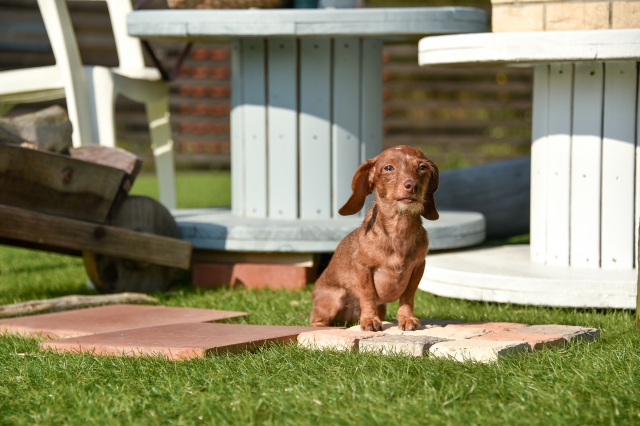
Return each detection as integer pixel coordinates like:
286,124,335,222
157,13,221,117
355,265,383,331
397,259,425,331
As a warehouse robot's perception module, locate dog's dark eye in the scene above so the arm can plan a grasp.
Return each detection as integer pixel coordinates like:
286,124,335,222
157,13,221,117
384,165,394,171
418,165,428,171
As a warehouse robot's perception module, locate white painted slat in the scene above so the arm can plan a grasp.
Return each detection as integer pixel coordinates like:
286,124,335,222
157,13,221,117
299,38,332,220
545,63,573,266
332,37,361,217
530,65,549,264
636,68,640,270
360,39,383,214
570,62,603,268
230,39,245,217
267,38,298,219
241,38,267,218
601,62,638,269
360,39,383,162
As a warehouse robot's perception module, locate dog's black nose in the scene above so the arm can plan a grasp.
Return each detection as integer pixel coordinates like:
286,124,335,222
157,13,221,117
404,179,417,193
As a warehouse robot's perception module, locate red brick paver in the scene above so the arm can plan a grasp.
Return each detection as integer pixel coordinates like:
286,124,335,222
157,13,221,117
0,305,247,339
41,323,322,360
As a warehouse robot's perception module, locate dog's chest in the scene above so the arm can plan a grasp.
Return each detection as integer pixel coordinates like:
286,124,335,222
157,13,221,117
372,262,413,302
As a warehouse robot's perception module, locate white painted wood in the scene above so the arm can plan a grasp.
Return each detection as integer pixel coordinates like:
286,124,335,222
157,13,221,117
545,63,573,267
332,38,361,217
360,39,383,163
530,65,549,264
601,62,638,269
267,38,298,219
174,208,485,252
570,62,603,268
299,38,332,220
419,245,637,309
361,39,383,213
636,69,640,270
128,8,488,39
241,38,268,218
418,30,640,67
104,0,146,70
230,39,245,217
37,0,93,148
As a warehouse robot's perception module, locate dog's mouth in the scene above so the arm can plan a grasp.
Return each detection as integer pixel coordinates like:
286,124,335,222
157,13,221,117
398,197,417,204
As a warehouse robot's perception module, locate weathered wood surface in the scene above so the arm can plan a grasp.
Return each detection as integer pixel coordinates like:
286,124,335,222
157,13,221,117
83,196,185,293
0,202,192,270
436,157,530,240
0,105,72,152
0,293,158,319
0,145,126,223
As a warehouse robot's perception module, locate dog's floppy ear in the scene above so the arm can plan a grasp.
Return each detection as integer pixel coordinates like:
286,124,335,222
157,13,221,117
422,160,439,220
338,158,377,216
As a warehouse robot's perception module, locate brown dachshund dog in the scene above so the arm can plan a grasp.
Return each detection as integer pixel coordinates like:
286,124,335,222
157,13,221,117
310,145,439,331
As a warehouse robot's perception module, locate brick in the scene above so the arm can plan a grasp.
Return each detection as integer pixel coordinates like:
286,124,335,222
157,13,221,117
612,2,640,29
40,323,320,360
408,327,489,339
519,324,600,344
0,305,247,339
192,262,315,290
359,335,450,357
346,318,462,333
297,329,384,351
546,2,610,31
492,4,544,32
446,322,529,332
430,340,529,363
473,330,566,350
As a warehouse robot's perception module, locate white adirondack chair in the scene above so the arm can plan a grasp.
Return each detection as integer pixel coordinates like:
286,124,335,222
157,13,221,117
0,0,177,209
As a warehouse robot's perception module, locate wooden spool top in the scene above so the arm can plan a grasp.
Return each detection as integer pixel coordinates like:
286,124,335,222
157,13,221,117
127,7,488,41
418,29,640,67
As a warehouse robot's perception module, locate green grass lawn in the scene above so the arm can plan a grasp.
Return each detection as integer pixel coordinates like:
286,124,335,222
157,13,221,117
1,172,639,424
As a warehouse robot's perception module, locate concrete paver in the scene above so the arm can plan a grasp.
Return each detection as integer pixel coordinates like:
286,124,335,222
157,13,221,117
359,335,450,357
518,324,600,344
298,328,385,351
430,339,530,363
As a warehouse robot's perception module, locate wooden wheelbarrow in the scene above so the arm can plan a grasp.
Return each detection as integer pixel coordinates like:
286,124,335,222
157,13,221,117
0,144,192,293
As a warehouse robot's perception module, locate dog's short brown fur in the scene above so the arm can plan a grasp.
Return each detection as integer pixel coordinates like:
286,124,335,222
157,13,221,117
310,145,439,331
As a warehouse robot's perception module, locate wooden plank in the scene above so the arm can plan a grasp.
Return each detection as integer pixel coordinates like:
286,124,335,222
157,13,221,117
299,38,332,220
545,63,573,267
230,39,245,217
570,62,603,268
361,39,382,213
0,145,125,224
0,204,192,270
601,61,637,269
530,65,549,264
267,38,298,219
241,38,267,218
332,37,361,217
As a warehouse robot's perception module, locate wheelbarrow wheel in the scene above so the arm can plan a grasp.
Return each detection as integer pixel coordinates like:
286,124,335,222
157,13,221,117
83,196,180,294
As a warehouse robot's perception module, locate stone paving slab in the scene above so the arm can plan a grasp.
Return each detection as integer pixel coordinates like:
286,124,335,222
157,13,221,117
297,329,382,351
0,305,248,339
359,335,450,357
430,339,530,363
41,323,322,360
519,324,600,343
303,320,600,362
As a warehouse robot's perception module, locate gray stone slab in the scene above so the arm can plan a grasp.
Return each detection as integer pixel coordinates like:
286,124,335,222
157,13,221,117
173,208,485,252
359,335,450,357
128,8,488,40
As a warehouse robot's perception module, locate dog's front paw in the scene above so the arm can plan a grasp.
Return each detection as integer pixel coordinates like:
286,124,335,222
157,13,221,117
360,317,383,332
398,317,420,331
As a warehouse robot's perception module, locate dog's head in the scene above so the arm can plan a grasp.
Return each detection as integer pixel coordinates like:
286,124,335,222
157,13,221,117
338,145,439,220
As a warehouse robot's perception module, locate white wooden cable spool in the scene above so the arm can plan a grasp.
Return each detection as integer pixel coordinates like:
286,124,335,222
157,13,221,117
83,196,180,293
